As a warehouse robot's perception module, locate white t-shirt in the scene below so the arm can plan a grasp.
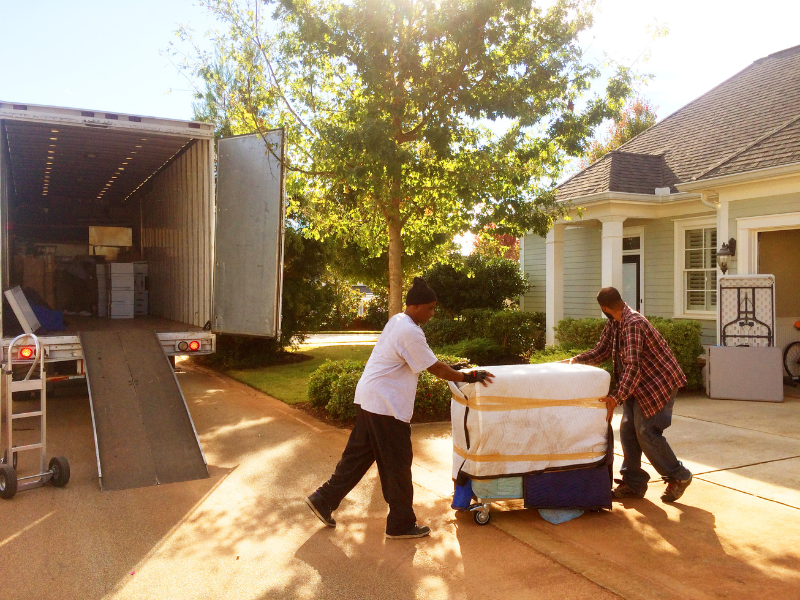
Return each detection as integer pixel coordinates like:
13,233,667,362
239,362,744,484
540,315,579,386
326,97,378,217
354,313,439,423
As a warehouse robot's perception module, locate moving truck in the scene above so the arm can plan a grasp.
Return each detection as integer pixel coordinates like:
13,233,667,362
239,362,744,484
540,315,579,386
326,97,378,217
0,100,285,491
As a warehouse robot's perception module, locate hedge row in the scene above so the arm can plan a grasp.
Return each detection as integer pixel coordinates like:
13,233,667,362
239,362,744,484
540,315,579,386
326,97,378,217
307,354,472,422
423,309,546,364
532,316,704,390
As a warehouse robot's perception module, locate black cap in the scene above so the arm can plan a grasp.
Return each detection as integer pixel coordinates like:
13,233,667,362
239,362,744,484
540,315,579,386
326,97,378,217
405,277,437,306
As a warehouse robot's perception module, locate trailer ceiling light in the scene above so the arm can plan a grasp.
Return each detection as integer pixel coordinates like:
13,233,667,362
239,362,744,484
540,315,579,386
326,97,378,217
188,340,201,352
19,347,34,359
50,137,57,140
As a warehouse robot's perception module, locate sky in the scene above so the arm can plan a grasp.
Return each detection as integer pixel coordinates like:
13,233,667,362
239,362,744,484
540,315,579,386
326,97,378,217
1,0,798,123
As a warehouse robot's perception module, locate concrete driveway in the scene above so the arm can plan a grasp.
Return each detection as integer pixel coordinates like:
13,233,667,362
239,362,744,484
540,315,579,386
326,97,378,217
2,365,800,599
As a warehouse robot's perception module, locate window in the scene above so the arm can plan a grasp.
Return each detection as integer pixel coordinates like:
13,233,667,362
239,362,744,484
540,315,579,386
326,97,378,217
684,228,717,312
674,217,717,319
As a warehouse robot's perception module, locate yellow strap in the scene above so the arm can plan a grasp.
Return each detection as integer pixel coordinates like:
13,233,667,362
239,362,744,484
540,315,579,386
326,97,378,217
453,445,605,463
451,394,606,411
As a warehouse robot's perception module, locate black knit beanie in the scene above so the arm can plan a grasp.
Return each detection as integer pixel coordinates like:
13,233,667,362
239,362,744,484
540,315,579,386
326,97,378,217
405,277,437,306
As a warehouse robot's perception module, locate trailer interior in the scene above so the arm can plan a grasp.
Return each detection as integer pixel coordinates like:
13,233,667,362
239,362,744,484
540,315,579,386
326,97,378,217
0,107,215,355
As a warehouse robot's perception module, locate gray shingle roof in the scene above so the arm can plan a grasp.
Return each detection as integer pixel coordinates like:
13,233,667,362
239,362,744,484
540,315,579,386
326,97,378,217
557,44,800,200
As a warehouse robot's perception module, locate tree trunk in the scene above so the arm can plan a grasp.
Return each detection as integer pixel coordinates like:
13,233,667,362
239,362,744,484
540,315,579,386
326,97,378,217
387,189,404,317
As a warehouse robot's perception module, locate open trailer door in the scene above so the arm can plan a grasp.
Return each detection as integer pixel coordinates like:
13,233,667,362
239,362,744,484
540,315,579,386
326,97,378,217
213,130,285,337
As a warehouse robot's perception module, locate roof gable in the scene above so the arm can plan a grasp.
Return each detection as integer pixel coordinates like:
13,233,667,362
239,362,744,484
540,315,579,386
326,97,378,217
558,44,800,200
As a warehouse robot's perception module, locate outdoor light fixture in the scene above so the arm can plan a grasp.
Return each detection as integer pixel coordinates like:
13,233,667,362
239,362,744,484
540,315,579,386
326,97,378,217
717,238,737,274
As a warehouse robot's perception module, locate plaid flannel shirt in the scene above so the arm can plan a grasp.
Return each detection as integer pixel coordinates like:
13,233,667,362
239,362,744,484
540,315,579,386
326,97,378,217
572,305,687,419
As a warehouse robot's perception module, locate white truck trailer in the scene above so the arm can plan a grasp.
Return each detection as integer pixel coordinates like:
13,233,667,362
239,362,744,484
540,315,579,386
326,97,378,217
0,100,285,490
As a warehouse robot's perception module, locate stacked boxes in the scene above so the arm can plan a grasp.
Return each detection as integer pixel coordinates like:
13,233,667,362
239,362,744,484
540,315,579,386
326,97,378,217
108,263,135,319
97,263,108,317
95,262,149,318
133,262,148,316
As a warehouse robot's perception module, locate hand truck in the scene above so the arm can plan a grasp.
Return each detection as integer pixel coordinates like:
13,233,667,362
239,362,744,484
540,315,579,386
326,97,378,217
0,333,70,499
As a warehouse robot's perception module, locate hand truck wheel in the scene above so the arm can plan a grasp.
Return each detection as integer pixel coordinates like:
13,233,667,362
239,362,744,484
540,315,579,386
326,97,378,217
474,508,491,525
0,464,17,499
49,457,70,488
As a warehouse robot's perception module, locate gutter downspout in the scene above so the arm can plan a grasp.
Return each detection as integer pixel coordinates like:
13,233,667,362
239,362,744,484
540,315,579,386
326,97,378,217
699,191,719,211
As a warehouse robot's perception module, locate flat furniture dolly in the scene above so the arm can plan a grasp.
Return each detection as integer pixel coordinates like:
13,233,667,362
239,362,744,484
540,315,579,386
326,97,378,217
0,333,70,499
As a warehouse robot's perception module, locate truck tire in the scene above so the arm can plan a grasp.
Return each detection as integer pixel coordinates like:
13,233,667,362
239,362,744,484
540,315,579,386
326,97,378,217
0,464,17,499
49,456,70,488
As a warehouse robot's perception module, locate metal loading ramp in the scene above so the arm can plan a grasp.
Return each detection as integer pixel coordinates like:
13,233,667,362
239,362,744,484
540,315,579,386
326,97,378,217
80,330,209,491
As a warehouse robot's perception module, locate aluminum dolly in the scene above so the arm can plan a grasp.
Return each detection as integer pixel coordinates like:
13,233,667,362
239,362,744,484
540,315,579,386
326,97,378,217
0,333,70,499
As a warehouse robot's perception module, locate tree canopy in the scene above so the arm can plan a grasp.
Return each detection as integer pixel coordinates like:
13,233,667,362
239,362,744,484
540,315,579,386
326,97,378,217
178,0,634,314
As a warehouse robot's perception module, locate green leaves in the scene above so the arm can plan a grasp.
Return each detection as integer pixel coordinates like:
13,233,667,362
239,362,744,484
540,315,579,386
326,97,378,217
181,0,635,301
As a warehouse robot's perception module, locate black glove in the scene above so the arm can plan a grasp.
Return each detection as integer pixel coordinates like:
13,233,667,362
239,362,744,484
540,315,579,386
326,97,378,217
462,370,489,384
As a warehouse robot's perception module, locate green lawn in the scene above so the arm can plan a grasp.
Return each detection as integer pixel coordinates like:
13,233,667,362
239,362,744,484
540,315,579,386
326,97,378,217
226,344,374,404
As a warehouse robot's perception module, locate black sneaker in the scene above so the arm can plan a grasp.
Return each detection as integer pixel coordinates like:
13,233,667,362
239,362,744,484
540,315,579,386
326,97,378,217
612,479,646,500
661,474,692,503
306,492,336,527
386,523,431,540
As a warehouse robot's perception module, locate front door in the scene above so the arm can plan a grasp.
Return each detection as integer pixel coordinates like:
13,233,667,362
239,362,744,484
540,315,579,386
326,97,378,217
622,255,641,312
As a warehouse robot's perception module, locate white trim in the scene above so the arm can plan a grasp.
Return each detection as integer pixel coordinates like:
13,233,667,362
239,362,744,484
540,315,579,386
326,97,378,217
673,216,718,319
736,211,800,275
623,226,644,314
676,161,800,192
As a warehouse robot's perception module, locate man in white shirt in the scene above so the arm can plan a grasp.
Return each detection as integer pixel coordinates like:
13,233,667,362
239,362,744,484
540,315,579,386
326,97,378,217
306,277,493,539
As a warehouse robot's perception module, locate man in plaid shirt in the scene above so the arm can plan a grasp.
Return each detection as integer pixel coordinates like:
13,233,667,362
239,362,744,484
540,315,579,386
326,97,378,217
567,287,692,502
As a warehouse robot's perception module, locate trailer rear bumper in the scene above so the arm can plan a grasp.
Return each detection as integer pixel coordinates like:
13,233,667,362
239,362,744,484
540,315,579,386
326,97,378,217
2,331,216,363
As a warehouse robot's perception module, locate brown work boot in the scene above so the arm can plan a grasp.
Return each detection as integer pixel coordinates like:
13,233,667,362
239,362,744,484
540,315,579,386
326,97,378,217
661,475,692,503
612,479,645,500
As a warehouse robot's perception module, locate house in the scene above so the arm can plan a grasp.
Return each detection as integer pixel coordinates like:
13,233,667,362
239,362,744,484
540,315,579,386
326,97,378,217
520,43,800,354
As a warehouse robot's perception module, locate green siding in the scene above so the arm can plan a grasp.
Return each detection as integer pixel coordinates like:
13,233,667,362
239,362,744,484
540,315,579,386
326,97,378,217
643,213,717,345
521,232,546,312
522,214,717,345
564,226,602,318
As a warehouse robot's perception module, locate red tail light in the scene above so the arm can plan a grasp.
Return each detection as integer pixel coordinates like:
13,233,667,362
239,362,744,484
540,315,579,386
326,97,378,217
19,347,34,359
188,340,201,352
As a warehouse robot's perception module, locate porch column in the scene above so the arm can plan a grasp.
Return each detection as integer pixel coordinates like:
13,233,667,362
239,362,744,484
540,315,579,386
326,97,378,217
545,224,565,346
600,216,626,291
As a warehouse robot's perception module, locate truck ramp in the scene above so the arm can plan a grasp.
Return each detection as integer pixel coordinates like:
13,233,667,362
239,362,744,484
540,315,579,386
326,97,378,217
81,330,209,491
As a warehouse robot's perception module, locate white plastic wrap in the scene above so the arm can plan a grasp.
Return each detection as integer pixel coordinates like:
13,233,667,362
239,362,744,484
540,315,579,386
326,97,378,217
450,363,611,479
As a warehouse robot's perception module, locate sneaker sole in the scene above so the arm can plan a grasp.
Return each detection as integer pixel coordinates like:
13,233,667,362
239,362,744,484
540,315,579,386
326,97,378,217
305,497,335,527
386,531,431,540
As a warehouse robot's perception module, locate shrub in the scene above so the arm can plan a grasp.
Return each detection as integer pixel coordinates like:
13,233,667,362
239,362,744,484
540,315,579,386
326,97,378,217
308,353,471,422
307,359,367,408
424,254,530,316
529,346,583,364
424,309,545,363
553,317,607,350
327,371,361,421
436,338,504,366
422,317,472,347
487,310,546,356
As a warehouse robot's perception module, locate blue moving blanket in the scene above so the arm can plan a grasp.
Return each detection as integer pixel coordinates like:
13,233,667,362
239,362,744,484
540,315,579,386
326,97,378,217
31,304,65,332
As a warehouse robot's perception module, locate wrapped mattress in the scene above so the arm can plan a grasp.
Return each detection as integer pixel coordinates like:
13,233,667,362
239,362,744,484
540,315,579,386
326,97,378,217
450,363,611,480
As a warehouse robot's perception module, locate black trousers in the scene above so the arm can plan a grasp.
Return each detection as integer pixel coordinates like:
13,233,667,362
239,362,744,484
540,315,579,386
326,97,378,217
316,406,416,536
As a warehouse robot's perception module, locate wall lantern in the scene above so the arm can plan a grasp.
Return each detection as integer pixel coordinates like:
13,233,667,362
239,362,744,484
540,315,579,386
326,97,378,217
717,238,737,274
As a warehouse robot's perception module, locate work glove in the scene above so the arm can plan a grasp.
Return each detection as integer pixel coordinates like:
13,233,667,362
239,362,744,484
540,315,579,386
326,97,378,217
462,370,489,384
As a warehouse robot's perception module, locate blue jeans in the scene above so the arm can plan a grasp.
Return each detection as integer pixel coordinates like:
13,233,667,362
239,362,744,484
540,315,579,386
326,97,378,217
619,390,691,495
